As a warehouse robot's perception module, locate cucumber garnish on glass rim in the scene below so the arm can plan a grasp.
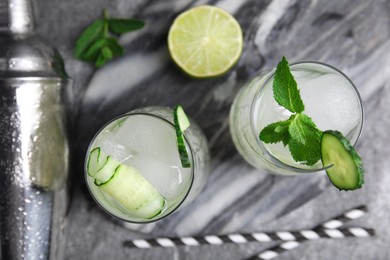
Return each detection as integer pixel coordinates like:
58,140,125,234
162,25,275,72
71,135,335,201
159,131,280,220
173,105,191,168
321,130,364,191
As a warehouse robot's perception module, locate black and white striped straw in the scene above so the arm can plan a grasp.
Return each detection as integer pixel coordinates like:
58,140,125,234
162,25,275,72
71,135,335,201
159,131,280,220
123,227,374,249
123,205,370,250
248,205,370,260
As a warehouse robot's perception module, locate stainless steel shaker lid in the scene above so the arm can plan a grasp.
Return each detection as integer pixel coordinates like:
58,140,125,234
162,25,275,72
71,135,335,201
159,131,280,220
0,0,68,78
0,36,69,78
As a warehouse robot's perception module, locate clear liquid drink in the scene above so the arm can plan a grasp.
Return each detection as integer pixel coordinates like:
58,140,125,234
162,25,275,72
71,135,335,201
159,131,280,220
85,107,209,223
230,62,363,175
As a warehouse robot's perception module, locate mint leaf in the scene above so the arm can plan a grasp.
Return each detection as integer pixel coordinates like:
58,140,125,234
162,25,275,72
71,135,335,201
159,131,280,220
273,56,305,113
101,46,113,60
105,37,125,57
79,38,107,62
288,114,321,144
74,10,144,68
108,19,145,34
74,19,105,59
259,120,291,146
95,53,107,68
288,114,322,165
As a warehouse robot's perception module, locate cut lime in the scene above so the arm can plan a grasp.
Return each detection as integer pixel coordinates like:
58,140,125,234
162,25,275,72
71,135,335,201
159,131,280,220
168,5,243,78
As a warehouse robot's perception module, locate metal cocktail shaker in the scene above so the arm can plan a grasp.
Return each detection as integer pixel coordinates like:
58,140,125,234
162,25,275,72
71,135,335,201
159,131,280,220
0,0,71,259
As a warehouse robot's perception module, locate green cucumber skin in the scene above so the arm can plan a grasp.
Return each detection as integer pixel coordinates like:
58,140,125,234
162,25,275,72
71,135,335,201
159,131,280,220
87,147,100,177
321,130,364,191
175,105,190,131
99,164,165,219
174,105,191,168
94,163,120,186
87,148,165,219
87,147,109,177
93,156,121,186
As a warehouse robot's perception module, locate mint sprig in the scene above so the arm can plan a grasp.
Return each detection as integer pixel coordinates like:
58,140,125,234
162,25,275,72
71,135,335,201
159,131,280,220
259,56,322,166
74,9,144,68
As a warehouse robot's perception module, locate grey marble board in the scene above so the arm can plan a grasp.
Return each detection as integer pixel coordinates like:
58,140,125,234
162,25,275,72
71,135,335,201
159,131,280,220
33,0,390,259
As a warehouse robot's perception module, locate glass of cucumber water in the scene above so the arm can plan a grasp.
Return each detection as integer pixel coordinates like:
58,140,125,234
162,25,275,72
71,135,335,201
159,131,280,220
230,61,364,176
85,106,209,223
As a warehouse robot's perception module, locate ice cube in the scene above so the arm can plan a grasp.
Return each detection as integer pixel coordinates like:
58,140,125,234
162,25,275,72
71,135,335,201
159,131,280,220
127,155,191,199
299,73,361,139
96,136,131,163
111,115,183,166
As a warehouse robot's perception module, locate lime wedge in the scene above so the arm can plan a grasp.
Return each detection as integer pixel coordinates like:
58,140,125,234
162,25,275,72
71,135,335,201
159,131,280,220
168,5,243,78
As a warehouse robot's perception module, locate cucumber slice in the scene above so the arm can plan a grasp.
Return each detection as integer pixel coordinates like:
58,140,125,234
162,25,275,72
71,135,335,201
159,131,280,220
87,148,165,219
94,156,120,185
100,164,165,219
175,105,190,131
87,147,108,177
321,130,364,191
173,105,191,168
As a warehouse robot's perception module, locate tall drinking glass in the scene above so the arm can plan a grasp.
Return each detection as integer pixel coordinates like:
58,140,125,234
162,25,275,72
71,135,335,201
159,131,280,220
230,62,363,175
85,107,209,223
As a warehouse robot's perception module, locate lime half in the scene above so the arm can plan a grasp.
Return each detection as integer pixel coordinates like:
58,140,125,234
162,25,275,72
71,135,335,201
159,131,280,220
168,5,243,78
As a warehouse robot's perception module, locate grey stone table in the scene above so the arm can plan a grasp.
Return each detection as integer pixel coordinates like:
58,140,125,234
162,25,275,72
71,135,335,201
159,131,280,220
35,0,389,259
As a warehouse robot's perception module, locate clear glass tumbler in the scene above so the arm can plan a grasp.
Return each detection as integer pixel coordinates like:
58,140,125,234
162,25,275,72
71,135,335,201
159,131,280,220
85,106,209,223
230,62,364,175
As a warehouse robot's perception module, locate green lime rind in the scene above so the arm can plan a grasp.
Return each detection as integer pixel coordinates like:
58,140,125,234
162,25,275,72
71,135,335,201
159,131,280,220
321,130,364,191
173,105,191,168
